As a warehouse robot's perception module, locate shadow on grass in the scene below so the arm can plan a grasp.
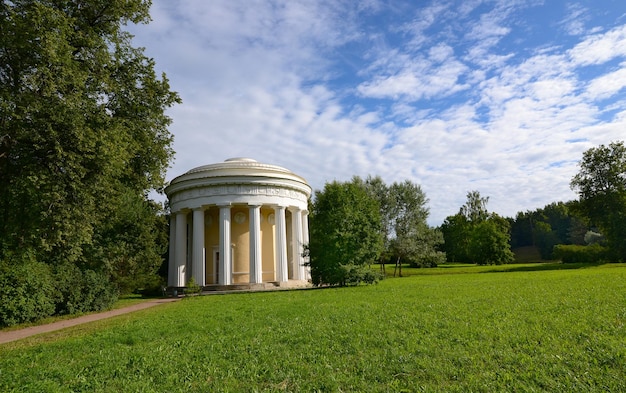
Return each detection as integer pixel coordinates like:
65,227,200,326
481,261,607,273
378,261,615,278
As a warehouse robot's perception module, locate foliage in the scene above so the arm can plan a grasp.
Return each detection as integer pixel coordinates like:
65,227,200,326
2,265,625,391
340,264,382,285
53,262,118,315
441,191,514,265
571,141,626,261
365,176,445,271
0,253,56,327
509,201,588,259
553,244,609,264
308,178,384,286
469,216,514,265
0,0,179,318
440,214,471,262
184,276,202,295
86,192,169,294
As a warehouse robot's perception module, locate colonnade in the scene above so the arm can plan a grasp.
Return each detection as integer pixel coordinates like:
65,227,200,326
168,204,309,288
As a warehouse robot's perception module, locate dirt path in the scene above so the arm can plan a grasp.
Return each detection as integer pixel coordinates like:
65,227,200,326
0,297,180,345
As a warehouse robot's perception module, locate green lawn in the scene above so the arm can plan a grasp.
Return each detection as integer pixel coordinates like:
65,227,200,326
1,264,625,392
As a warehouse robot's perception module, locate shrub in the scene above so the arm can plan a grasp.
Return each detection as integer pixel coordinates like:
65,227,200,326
0,253,57,327
54,262,118,315
409,250,446,268
553,244,608,263
135,274,167,297
184,276,202,295
340,264,382,286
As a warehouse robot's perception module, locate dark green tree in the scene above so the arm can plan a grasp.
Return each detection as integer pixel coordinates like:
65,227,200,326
571,141,626,261
0,0,179,324
309,178,384,286
469,214,514,265
441,191,513,265
509,201,589,259
440,214,471,262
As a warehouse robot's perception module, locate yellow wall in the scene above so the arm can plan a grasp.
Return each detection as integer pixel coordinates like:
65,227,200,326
202,205,279,284
231,206,249,283
204,207,219,284
261,207,275,282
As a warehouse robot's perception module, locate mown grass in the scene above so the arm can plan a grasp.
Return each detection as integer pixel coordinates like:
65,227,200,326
1,264,625,392
377,260,590,277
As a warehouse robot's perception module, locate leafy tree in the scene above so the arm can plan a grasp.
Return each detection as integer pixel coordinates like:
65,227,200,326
0,0,179,323
308,178,384,286
386,180,444,273
469,215,514,265
509,201,589,259
365,177,445,275
363,176,395,268
571,141,626,261
442,191,513,265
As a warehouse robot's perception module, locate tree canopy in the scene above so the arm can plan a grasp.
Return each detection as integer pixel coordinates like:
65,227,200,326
308,176,444,286
441,191,514,265
365,177,444,271
571,141,626,261
0,0,179,326
308,178,384,286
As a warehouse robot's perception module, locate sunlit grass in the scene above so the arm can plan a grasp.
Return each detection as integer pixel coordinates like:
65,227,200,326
1,264,625,392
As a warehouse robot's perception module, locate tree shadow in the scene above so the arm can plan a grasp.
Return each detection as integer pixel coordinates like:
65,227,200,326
482,262,606,273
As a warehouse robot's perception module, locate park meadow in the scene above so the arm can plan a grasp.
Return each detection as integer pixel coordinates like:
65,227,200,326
1,263,625,392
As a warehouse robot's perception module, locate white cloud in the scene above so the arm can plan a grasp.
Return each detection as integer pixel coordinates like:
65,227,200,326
569,24,626,66
585,63,626,100
559,3,589,36
129,1,626,225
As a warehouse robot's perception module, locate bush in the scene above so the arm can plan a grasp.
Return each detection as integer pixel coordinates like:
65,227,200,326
0,253,57,327
553,244,608,264
135,274,167,297
340,264,382,286
54,263,119,315
409,250,446,268
184,276,202,295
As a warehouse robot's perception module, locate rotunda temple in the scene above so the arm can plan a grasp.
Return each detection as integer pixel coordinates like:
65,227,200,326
165,158,312,289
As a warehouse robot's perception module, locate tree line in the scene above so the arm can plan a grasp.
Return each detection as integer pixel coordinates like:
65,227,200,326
308,141,626,285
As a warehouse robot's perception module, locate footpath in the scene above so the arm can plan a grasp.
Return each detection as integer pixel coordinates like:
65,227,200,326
0,297,180,345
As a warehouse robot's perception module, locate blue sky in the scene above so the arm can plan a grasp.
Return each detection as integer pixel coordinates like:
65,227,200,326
129,1,626,225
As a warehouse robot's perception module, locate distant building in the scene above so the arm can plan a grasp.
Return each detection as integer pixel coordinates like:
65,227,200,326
165,158,311,289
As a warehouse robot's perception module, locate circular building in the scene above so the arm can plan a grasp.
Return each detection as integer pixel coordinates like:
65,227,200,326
165,158,312,289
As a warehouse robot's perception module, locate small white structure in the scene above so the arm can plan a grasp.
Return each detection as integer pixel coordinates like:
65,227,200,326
165,158,312,289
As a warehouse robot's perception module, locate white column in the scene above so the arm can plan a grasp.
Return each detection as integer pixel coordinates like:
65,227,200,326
301,210,310,280
168,214,177,287
290,207,305,280
219,205,232,285
249,205,262,284
175,211,188,287
274,206,288,282
192,208,206,287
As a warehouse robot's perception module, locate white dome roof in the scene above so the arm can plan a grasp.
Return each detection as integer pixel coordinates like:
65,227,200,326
165,158,311,212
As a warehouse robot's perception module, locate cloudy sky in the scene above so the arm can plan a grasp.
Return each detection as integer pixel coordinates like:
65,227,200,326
128,0,626,225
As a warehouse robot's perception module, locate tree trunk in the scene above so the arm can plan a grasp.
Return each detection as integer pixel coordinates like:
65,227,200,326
394,256,402,277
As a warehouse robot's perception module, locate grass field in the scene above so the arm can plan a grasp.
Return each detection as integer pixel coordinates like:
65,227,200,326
1,263,625,392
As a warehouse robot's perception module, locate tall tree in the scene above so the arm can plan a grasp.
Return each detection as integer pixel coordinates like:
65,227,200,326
308,178,384,286
365,177,445,275
571,141,626,261
441,191,513,265
386,180,444,274
0,0,179,324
